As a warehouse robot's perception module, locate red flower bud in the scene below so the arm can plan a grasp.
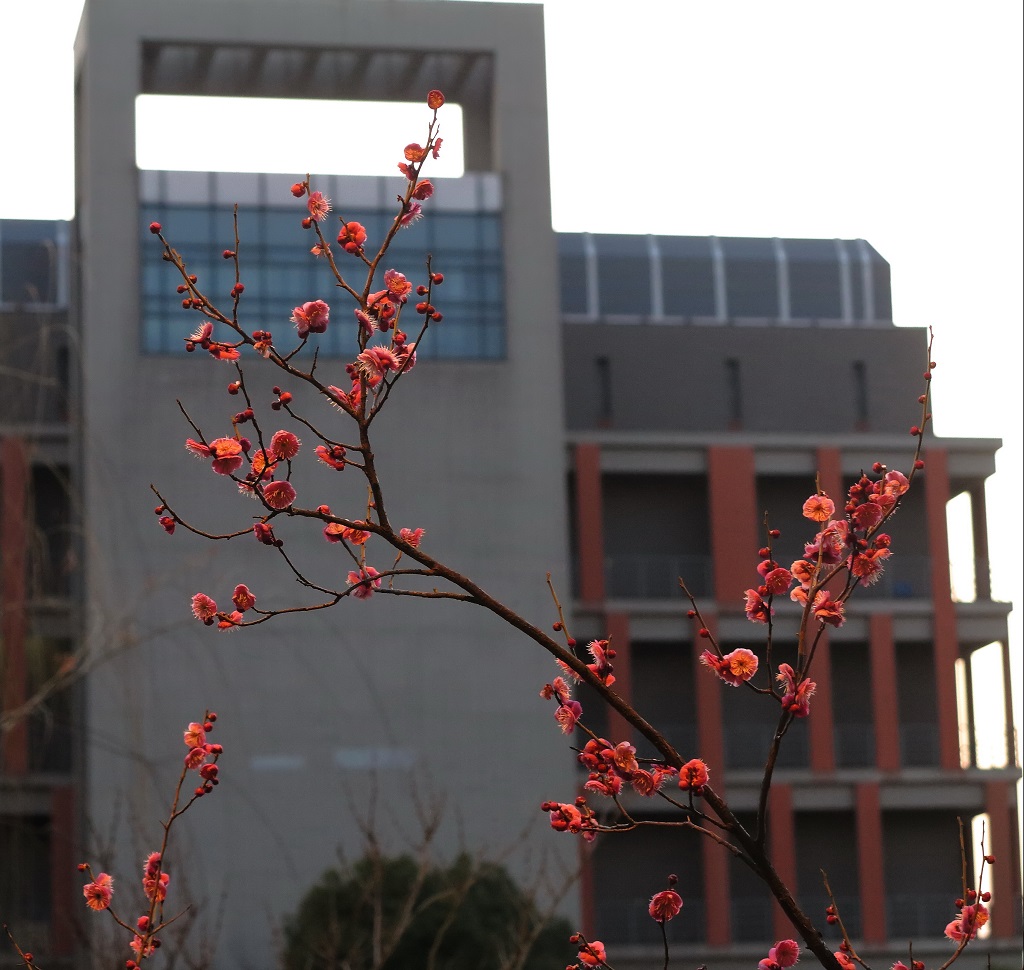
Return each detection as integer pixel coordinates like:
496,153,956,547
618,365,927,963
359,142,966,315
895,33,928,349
149,222,162,234
290,182,306,197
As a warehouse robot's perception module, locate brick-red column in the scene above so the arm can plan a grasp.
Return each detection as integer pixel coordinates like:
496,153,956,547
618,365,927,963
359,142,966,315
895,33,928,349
855,782,887,944
694,613,726,793
815,447,843,509
869,614,900,772
694,612,731,944
702,836,732,946
984,780,1015,939
604,611,632,744
51,784,76,955
815,447,846,598
1,436,30,775
923,448,961,771
707,446,757,605
768,783,798,940
808,628,835,773
578,839,596,940
573,443,605,604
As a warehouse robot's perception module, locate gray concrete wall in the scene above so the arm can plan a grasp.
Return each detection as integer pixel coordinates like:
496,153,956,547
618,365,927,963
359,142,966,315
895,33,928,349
563,321,929,434
75,2,574,965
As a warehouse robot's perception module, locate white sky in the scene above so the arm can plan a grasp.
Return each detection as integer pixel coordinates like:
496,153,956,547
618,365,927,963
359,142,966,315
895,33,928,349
1,0,1020,758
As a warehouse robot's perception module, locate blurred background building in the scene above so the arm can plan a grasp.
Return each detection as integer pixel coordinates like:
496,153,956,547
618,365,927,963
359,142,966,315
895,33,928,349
1,0,1019,967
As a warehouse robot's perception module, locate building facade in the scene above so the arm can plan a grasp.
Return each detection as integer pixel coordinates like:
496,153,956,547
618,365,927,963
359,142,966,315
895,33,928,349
0,0,1019,967
1,218,80,964
556,233,1021,967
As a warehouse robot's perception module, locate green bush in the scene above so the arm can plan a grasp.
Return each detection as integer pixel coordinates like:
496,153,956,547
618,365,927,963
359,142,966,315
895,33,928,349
283,852,573,970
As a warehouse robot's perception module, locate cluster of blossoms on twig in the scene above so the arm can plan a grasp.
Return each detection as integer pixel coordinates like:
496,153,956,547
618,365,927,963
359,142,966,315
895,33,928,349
149,93,452,627
75,714,223,965
535,464,920,846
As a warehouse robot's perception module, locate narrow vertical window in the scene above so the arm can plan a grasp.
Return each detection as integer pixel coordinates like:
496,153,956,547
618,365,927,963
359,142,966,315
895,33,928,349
725,357,742,430
852,360,868,430
595,355,612,427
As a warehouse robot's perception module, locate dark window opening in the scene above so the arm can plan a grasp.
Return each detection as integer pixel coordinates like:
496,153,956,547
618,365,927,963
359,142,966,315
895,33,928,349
852,360,868,431
725,358,742,430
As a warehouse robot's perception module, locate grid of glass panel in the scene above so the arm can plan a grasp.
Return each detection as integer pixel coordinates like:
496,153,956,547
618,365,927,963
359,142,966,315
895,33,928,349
141,203,504,359
558,233,893,323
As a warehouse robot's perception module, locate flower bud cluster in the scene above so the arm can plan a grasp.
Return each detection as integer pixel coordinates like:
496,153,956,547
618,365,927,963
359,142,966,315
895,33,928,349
540,797,598,842
183,712,223,795
577,736,678,799
191,585,257,631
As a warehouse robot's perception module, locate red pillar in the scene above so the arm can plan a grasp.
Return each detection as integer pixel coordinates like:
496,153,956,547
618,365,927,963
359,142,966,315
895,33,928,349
694,613,726,795
578,839,596,941
855,782,887,944
815,447,843,510
1,436,30,775
604,611,632,744
694,611,731,945
768,783,798,940
922,448,962,771
805,445,839,769
707,446,757,606
51,784,76,955
984,780,1016,939
808,628,835,773
815,447,846,599
573,443,605,604
702,836,732,946
869,614,900,772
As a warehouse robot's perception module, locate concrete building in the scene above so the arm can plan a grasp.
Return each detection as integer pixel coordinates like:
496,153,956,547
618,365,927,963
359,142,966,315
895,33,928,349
0,0,1019,967
556,233,1021,966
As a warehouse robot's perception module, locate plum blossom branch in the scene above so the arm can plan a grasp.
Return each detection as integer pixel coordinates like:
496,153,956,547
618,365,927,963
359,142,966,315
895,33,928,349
143,92,971,970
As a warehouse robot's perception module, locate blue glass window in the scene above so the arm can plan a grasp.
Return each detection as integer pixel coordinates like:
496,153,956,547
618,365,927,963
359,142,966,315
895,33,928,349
141,203,504,359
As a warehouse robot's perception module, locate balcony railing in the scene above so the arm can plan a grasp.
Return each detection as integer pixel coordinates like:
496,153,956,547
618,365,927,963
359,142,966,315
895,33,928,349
596,896,706,944
898,722,940,767
605,554,712,600
731,896,773,942
597,554,943,601
0,310,73,425
856,555,931,599
724,722,808,770
835,723,876,767
886,893,953,938
632,721,698,761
